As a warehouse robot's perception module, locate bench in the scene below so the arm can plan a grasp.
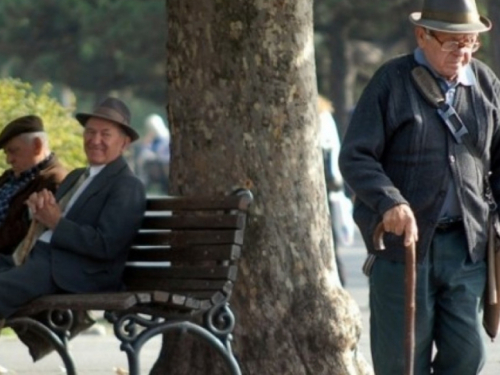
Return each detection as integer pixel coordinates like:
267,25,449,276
5,188,253,375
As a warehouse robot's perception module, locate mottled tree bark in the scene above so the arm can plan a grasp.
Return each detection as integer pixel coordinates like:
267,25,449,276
153,1,372,374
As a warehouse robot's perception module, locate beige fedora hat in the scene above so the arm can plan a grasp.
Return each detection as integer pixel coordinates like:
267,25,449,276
409,0,492,33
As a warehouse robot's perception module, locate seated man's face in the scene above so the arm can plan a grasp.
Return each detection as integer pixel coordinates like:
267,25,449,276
83,118,131,165
4,135,39,177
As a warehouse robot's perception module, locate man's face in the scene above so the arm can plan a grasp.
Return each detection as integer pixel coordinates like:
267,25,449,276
417,27,479,81
83,117,131,165
3,135,39,177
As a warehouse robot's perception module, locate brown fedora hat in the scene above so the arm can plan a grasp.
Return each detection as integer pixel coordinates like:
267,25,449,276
0,115,44,149
76,97,139,141
409,0,491,33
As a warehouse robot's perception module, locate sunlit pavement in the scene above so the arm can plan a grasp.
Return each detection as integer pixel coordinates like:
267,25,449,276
0,324,162,374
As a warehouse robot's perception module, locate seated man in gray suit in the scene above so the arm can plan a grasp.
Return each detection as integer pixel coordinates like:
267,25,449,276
0,97,146,332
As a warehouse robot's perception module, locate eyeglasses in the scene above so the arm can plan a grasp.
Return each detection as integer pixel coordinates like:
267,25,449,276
425,29,480,53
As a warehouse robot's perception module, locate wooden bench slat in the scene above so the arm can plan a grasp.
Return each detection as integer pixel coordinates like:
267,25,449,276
129,301,210,317
124,277,232,292
173,291,226,299
139,290,228,302
124,265,237,281
170,294,186,306
146,194,252,211
210,291,226,305
128,244,241,262
12,292,149,316
140,214,245,230
185,297,201,309
151,290,170,303
133,230,244,246
124,279,226,292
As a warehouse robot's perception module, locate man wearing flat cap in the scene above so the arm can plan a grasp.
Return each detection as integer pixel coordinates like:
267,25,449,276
0,115,67,256
0,98,146,347
340,0,500,373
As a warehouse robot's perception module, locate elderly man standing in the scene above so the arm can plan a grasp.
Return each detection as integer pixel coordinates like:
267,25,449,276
0,97,146,334
339,0,500,373
0,115,67,256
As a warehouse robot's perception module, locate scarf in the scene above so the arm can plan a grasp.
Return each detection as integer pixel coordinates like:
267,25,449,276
0,153,54,225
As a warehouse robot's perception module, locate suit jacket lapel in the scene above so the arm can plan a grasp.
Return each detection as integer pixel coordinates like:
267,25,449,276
55,169,86,201
64,157,128,216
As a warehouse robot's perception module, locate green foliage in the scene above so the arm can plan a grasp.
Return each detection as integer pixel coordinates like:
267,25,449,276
0,0,166,105
0,78,85,172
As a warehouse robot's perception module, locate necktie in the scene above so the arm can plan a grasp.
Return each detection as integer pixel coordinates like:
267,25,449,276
12,169,89,265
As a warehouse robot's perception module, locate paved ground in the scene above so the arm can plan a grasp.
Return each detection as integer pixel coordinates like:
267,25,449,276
0,320,162,374
0,230,499,374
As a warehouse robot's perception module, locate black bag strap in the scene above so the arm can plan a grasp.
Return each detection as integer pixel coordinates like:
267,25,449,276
411,66,446,108
411,65,496,209
411,65,481,159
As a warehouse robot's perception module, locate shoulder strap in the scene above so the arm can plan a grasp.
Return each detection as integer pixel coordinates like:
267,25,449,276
411,66,480,159
411,66,445,108
411,65,494,204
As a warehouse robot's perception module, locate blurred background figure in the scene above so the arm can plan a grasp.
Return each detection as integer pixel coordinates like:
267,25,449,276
134,114,170,194
318,94,355,286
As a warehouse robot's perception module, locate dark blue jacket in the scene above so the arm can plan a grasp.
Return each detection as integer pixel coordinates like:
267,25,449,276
50,156,146,291
339,54,500,263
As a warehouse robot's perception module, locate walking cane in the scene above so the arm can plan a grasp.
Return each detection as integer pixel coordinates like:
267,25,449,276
373,222,416,375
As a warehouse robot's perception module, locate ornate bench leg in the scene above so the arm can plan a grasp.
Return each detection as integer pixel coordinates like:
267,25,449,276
105,307,242,375
204,302,242,375
105,310,148,375
7,313,77,375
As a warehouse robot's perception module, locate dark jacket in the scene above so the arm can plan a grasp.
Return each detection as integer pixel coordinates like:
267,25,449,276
0,155,67,255
49,155,146,292
15,156,146,362
339,54,500,263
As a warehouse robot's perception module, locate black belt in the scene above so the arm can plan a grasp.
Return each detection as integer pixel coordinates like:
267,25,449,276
435,216,463,231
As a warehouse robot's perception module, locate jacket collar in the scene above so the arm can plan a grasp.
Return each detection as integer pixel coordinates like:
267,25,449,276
56,155,128,202
414,47,475,87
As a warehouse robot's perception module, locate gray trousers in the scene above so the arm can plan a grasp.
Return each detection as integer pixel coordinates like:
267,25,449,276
370,226,486,375
0,241,62,319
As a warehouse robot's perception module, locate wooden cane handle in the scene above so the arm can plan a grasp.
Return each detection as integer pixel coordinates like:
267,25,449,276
373,222,386,250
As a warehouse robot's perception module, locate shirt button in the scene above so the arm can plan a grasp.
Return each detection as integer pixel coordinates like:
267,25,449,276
449,155,456,163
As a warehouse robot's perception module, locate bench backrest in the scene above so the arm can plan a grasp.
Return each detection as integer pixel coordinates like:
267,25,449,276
123,189,253,314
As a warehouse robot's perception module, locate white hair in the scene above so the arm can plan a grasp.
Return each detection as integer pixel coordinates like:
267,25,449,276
20,131,50,153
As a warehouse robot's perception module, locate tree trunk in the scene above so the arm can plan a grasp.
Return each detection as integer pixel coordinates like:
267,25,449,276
154,1,372,374
326,18,354,137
